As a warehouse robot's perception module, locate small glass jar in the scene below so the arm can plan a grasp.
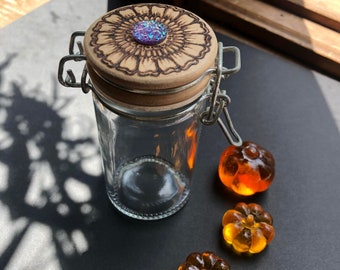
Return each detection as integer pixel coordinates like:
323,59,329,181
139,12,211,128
93,93,205,220
58,3,240,220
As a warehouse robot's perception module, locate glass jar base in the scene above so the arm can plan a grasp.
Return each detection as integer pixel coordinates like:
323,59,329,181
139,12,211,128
107,156,191,220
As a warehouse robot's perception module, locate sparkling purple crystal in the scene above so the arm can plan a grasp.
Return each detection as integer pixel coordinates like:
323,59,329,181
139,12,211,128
132,20,167,45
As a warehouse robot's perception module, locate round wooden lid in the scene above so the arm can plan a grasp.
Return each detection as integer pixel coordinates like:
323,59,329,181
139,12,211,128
84,3,218,110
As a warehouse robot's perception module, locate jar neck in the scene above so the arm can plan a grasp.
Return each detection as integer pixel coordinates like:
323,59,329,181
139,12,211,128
92,90,209,122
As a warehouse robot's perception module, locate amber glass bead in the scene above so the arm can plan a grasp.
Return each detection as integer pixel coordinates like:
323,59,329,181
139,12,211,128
178,252,230,270
222,202,275,254
218,141,275,196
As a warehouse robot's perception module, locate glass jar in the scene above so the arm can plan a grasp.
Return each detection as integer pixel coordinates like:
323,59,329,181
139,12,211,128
93,93,205,220
58,3,241,220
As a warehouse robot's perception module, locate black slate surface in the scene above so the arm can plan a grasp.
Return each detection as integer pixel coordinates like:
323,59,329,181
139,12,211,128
77,32,340,269
54,33,340,269
55,29,340,270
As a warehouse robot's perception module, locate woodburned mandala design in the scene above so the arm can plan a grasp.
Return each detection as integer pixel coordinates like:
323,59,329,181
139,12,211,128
89,4,213,77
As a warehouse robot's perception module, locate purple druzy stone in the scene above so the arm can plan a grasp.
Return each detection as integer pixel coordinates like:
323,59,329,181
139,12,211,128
132,20,167,45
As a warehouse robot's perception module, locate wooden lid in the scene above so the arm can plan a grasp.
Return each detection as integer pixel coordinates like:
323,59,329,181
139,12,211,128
84,3,218,110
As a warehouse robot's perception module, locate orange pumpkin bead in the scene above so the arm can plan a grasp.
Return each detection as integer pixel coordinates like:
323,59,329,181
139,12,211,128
178,251,231,270
222,202,275,254
218,141,275,196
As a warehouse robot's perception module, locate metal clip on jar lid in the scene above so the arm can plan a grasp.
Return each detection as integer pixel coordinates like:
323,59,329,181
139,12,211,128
58,3,242,145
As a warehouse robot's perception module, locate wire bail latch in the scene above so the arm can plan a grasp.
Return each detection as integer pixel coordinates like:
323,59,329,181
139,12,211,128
57,31,93,93
58,32,242,146
200,42,242,146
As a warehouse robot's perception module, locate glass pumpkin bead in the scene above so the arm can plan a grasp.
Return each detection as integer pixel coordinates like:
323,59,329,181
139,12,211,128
222,202,275,254
218,141,275,196
178,251,231,270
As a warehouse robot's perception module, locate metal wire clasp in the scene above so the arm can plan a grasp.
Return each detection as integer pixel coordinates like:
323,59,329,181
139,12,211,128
57,31,93,93
59,33,242,145
200,42,242,146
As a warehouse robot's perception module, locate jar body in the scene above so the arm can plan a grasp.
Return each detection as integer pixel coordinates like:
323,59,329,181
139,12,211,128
93,94,206,220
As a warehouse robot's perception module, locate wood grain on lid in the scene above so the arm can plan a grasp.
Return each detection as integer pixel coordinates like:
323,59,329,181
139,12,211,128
83,3,218,108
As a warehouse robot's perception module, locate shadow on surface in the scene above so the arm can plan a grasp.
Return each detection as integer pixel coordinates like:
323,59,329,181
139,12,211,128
0,54,191,270
0,54,107,269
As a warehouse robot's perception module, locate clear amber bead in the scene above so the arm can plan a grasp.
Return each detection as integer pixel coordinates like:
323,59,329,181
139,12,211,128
178,252,230,270
218,141,275,196
222,202,275,254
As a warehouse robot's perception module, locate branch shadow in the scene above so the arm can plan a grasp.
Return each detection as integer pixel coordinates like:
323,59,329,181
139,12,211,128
0,53,186,270
0,54,109,269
